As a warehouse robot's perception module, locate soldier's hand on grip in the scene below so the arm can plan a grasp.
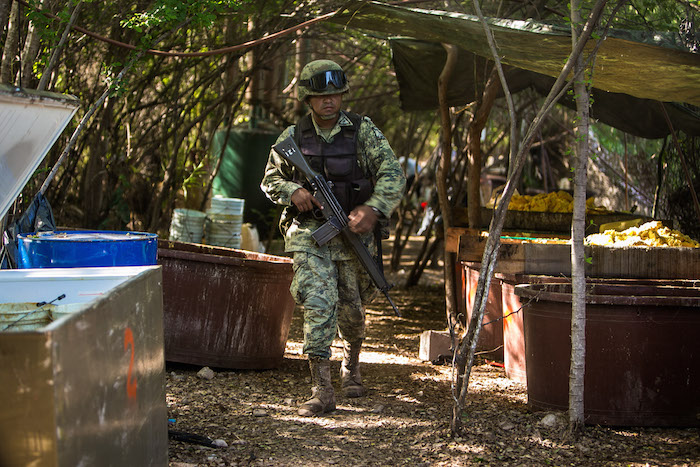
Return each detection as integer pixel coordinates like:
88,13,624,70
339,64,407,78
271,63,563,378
291,187,323,213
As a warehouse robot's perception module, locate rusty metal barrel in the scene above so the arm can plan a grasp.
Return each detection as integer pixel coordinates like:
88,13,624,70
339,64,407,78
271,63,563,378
516,282,700,427
158,240,295,369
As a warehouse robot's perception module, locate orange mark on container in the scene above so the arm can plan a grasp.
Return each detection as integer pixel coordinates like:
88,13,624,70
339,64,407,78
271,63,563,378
124,327,138,401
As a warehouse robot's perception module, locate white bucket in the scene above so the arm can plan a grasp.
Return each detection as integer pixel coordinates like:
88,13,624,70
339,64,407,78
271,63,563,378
1,302,51,331
209,196,245,216
205,197,245,248
169,208,206,243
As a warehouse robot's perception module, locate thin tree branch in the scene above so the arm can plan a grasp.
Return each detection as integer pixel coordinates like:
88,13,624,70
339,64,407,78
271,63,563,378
659,102,700,222
18,0,340,58
471,0,517,177
38,0,83,91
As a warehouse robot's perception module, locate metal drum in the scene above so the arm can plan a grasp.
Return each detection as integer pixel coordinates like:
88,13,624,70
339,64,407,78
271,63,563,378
158,239,295,369
17,230,158,268
516,282,700,427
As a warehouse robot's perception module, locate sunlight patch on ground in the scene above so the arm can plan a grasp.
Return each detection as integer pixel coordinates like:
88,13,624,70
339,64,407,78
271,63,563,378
285,332,526,396
274,412,439,431
395,394,421,404
360,349,416,365
286,339,424,366
411,370,450,383
612,430,640,438
446,442,486,455
285,341,303,355
470,374,518,390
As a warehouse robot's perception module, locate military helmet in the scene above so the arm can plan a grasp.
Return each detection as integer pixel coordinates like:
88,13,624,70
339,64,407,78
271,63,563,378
297,59,349,102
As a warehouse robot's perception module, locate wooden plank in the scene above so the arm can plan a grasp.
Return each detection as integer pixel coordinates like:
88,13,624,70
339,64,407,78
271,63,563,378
587,245,700,279
523,242,572,275
456,231,569,265
456,229,700,278
445,227,479,254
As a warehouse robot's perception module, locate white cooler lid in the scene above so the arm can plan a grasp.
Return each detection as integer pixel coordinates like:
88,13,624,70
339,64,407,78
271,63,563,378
0,85,80,220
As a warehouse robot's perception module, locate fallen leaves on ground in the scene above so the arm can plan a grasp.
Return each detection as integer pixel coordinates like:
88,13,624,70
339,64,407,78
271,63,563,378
167,277,699,466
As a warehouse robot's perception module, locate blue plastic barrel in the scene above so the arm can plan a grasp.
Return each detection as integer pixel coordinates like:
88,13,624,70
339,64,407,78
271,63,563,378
16,231,158,269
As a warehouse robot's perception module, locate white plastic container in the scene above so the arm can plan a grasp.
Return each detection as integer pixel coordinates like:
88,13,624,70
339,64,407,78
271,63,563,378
169,208,206,243
206,196,245,248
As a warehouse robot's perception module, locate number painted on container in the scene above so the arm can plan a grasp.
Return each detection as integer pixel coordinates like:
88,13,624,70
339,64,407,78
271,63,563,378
124,327,138,400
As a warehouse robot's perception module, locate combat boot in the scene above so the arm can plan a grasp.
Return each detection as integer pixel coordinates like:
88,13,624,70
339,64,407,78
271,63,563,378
298,357,336,416
340,341,366,398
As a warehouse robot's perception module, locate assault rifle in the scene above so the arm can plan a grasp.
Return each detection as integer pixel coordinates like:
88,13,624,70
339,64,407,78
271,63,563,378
273,136,401,317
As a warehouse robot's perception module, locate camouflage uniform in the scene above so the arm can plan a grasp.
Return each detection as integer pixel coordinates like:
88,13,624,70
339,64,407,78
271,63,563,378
261,111,405,359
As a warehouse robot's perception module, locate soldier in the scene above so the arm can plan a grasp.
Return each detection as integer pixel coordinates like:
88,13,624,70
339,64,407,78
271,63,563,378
260,59,406,417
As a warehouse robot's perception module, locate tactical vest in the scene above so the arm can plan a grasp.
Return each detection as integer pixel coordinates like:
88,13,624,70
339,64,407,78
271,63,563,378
294,112,372,215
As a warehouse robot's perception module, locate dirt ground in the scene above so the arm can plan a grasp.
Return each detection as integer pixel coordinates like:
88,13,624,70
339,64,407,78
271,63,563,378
166,237,699,466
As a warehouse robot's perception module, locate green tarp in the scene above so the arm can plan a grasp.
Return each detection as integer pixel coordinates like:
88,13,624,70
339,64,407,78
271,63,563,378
211,127,280,234
390,39,700,138
330,1,700,137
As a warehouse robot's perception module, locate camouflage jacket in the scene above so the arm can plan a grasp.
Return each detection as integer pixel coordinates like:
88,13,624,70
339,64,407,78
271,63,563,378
260,111,406,260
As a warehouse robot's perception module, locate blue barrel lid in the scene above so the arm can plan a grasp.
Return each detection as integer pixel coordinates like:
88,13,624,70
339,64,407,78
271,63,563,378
18,230,158,242
16,230,159,269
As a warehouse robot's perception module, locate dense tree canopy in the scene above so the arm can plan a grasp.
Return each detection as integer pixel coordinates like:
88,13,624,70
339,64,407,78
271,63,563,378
0,0,697,241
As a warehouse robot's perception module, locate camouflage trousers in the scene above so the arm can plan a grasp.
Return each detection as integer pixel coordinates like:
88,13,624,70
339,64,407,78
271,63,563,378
290,251,377,359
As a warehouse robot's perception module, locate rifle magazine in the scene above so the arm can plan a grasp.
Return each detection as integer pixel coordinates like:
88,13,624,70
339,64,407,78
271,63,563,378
312,219,342,246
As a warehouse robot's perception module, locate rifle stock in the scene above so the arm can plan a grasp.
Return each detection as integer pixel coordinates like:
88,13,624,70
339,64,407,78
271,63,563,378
273,136,401,317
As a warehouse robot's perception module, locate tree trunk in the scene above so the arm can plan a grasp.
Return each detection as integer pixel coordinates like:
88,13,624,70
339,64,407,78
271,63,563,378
0,0,12,44
568,0,590,435
1,0,19,84
293,31,308,119
437,43,460,341
466,68,501,228
20,0,45,88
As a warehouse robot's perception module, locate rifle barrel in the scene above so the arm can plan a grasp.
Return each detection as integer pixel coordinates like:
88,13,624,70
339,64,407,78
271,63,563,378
385,293,401,317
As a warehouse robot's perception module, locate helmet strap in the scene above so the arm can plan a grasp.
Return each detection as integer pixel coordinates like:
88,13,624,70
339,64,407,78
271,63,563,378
309,107,339,128
318,112,338,121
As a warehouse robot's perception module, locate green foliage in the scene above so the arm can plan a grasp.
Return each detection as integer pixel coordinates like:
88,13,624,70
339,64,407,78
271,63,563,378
612,0,688,32
25,1,57,43
182,160,209,201
121,0,242,32
120,0,246,49
533,0,685,32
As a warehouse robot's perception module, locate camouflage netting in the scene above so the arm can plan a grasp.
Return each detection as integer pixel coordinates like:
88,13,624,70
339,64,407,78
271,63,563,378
331,1,700,138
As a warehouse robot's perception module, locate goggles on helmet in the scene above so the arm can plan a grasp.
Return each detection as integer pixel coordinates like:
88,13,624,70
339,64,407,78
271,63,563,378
300,70,347,92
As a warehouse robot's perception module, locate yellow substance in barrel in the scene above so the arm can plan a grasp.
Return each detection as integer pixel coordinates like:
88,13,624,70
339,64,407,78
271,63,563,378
585,221,700,248
506,191,607,214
